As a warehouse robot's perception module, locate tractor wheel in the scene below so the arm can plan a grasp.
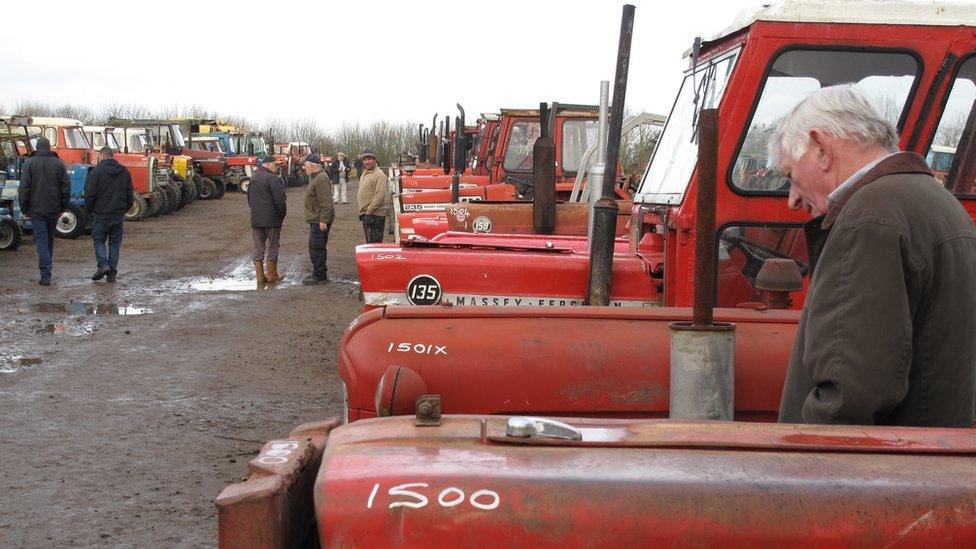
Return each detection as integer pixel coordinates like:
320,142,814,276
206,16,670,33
125,193,150,222
149,186,166,217
177,180,191,209
212,179,227,199
183,176,198,203
198,177,217,200
239,178,250,194
158,183,178,215
0,218,22,251
166,183,182,212
147,191,162,217
56,204,87,239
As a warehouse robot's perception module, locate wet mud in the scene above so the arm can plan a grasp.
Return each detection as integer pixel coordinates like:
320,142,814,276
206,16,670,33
0,184,375,546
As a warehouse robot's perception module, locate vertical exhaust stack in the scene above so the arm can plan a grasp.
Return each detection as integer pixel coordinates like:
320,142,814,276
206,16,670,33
587,4,635,305
533,103,556,234
669,108,735,421
451,104,466,203
442,117,452,175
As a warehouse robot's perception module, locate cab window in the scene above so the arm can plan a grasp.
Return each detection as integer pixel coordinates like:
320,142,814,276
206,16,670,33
717,224,809,308
927,56,976,194
732,50,919,192
502,121,540,173
561,119,598,173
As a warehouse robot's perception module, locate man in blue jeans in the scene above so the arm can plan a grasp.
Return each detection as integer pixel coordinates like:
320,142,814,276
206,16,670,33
18,137,70,286
84,147,133,283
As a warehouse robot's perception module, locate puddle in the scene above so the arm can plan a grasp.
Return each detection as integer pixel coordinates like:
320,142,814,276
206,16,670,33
185,277,299,291
0,355,43,374
17,303,151,316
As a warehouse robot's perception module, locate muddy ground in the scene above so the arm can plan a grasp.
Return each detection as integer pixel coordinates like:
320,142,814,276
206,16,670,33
0,184,374,547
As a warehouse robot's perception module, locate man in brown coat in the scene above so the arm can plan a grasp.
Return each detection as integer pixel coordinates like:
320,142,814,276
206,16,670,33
302,154,335,285
771,85,976,427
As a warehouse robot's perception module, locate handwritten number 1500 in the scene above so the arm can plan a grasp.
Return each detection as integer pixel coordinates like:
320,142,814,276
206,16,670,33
367,483,500,511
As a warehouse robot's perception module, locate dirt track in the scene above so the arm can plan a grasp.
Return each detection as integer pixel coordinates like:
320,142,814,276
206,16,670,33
0,184,371,546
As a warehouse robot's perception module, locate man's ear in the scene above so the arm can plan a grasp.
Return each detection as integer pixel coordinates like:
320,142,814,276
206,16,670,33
808,129,831,171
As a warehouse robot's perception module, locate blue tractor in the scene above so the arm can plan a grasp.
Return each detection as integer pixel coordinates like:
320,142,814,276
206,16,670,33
1,116,91,241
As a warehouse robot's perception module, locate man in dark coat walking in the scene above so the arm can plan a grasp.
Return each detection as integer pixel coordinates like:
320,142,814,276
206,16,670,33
248,156,287,283
85,147,134,282
771,86,976,428
18,136,70,286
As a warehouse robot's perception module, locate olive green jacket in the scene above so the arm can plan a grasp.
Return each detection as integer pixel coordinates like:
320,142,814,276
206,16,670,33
304,171,335,225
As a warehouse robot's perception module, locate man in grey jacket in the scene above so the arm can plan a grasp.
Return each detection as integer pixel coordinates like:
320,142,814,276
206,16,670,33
771,85,976,428
248,156,287,284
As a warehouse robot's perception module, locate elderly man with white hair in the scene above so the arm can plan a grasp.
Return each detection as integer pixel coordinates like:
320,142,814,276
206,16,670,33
773,85,976,428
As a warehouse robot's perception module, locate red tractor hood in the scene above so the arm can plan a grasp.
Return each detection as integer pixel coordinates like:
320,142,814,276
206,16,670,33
226,156,257,167
339,306,797,422
315,415,976,547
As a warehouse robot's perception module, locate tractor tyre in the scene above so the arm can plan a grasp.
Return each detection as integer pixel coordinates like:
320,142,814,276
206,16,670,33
183,177,197,203
159,183,178,215
190,173,207,197
126,193,150,222
198,178,216,200
148,190,164,217
177,180,191,209
167,183,183,212
0,218,22,251
212,179,227,199
239,178,250,194
56,204,87,239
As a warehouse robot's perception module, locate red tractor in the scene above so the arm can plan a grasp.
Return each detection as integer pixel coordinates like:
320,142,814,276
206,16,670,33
217,1,976,546
108,118,226,200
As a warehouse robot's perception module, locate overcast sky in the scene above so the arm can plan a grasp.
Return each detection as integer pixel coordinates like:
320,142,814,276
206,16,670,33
1,0,765,129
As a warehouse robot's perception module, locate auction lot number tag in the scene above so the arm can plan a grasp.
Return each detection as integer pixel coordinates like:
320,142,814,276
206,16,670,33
367,482,500,511
406,274,442,306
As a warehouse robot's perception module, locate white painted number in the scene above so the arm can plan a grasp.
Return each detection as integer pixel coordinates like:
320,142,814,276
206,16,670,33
367,483,501,511
387,483,429,509
256,441,300,465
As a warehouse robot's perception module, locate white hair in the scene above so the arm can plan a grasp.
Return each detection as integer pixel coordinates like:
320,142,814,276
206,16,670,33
768,85,899,166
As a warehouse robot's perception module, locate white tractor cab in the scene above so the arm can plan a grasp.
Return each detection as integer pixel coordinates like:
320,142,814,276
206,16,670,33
82,126,187,220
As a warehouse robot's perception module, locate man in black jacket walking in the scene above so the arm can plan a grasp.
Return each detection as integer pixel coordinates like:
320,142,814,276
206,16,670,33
18,136,70,286
85,147,134,282
248,156,287,283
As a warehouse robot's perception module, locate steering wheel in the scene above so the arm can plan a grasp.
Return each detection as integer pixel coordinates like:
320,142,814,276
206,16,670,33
721,234,809,276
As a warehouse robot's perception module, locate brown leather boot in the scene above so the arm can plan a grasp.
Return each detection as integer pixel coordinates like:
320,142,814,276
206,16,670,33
254,260,267,284
267,260,282,283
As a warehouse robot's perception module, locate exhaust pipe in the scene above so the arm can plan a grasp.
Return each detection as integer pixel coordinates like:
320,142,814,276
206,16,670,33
587,4,635,305
669,108,735,421
451,104,466,203
533,103,556,234
442,117,452,175
435,119,443,165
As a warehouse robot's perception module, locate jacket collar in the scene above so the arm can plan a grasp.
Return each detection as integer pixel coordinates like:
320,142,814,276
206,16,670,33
821,151,932,229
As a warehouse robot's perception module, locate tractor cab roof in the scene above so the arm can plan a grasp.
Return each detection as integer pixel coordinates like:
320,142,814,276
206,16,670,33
696,0,976,55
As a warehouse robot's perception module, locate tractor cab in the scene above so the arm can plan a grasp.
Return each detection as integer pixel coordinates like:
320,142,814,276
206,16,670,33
0,116,93,238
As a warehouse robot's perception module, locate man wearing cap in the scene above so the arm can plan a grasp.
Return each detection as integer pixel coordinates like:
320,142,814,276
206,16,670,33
302,154,334,284
330,152,352,205
18,136,70,286
84,147,134,283
248,155,287,284
356,149,388,243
